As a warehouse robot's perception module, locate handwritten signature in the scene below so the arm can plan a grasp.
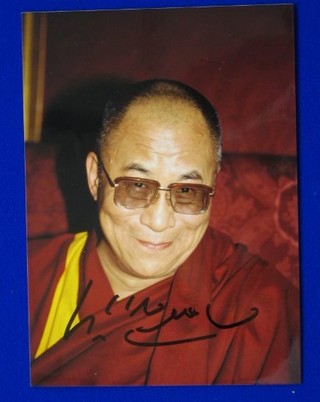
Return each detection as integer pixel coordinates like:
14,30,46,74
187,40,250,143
63,279,259,346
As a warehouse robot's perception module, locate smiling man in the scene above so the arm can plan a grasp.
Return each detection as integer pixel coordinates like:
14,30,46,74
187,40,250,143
28,79,300,385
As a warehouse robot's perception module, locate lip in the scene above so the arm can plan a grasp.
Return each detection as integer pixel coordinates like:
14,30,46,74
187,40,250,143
137,239,173,250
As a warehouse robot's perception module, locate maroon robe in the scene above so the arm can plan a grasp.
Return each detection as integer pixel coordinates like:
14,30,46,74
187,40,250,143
28,228,300,385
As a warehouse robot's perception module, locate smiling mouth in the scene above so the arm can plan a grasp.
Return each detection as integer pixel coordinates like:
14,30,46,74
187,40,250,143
137,239,173,250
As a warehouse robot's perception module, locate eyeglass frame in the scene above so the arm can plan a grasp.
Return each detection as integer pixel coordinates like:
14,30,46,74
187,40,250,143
96,154,215,215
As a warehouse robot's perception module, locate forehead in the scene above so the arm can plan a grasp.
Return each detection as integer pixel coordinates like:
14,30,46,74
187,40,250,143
102,97,217,175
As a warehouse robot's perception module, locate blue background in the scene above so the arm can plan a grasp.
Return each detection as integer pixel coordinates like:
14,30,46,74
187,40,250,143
1,0,319,401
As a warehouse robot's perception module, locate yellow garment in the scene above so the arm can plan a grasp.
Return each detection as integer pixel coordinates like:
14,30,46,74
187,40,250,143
35,232,88,358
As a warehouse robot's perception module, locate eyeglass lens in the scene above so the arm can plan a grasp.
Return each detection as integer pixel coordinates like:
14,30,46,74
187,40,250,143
114,178,211,214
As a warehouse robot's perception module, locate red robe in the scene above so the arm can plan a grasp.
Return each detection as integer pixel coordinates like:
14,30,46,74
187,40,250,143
28,228,300,385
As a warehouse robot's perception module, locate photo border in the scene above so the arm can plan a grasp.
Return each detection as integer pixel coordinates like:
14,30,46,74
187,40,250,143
1,0,319,401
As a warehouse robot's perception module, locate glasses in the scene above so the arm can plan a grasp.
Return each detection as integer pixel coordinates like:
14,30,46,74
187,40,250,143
98,157,215,215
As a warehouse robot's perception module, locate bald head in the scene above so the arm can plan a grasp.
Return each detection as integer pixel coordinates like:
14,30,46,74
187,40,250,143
96,79,222,165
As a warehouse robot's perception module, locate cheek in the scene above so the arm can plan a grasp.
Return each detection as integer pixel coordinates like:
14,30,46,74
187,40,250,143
98,190,139,236
180,211,210,229
177,213,210,244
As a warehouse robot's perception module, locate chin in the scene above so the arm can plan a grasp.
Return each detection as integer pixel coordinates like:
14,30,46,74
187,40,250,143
128,264,174,280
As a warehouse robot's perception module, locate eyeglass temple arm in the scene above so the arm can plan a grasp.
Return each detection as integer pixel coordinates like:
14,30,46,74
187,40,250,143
97,155,116,188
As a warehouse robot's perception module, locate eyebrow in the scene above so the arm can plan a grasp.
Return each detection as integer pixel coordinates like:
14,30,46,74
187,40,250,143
178,170,203,181
123,163,149,174
123,163,203,181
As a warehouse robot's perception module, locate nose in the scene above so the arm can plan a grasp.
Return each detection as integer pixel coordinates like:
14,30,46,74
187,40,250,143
140,191,175,232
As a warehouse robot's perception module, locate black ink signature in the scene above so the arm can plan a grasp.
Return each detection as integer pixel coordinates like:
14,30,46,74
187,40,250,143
63,279,259,346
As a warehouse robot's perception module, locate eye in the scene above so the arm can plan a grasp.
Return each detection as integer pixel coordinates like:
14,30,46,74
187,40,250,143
128,180,152,194
176,186,193,194
174,187,196,202
129,181,148,193
134,182,146,188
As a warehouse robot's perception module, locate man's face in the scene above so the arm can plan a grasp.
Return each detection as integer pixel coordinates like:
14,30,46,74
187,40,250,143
87,98,218,281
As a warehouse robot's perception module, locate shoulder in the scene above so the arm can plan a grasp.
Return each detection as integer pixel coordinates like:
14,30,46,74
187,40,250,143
28,233,77,271
203,227,298,305
28,232,76,251
201,226,263,273
27,232,92,286
27,232,90,329
205,229,299,343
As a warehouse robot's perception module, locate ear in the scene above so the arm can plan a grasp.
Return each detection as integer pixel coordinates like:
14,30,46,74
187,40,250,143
212,164,221,189
86,152,100,201
215,163,221,179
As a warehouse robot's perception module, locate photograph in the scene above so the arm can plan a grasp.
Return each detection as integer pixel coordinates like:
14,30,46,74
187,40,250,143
23,5,300,386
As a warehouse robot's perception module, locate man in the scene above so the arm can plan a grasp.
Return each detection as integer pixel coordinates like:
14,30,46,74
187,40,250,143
28,79,300,385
